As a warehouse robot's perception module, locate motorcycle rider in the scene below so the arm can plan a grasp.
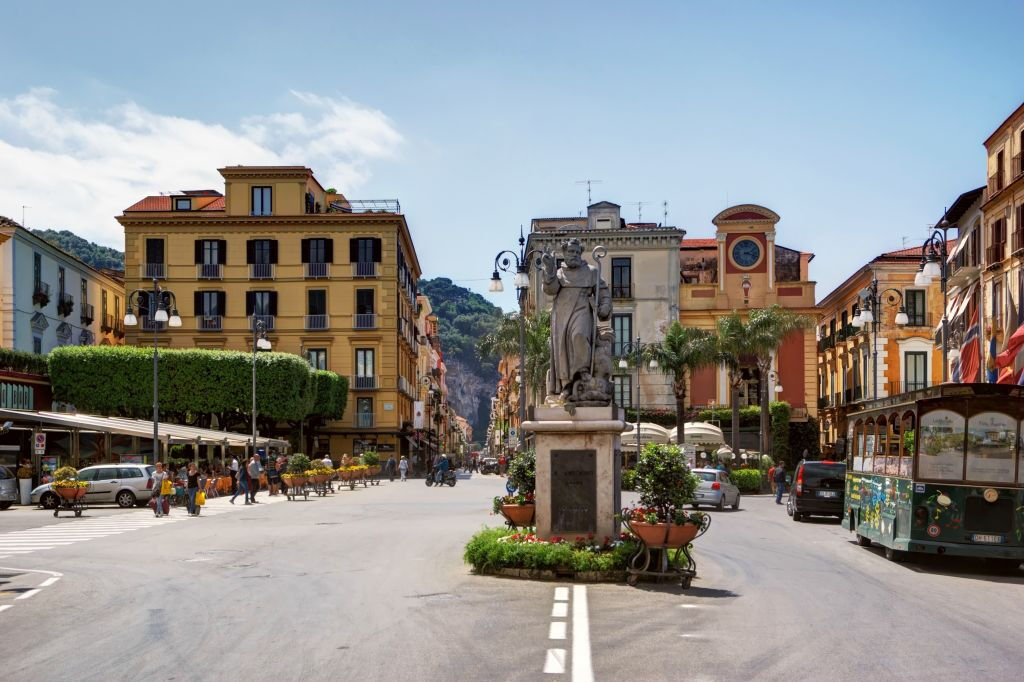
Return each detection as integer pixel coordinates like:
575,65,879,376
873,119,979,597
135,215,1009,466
434,454,450,485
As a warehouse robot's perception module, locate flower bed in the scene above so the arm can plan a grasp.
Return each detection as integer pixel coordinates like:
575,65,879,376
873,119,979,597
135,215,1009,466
464,527,639,579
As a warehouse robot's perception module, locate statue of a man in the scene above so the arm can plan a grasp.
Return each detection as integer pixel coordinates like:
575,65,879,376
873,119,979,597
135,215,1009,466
542,238,611,404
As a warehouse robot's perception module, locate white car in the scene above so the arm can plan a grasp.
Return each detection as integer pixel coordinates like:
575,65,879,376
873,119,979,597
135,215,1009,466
32,463,156,509
691,468,741,511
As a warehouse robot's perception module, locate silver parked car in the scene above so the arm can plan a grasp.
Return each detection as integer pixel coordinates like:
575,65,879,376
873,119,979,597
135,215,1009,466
0,466,17,510
692,468,741,511
32,463,156,509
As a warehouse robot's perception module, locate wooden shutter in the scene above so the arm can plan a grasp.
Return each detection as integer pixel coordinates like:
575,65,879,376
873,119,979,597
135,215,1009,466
217,240,227,265
217,292,226,315
146,238,164,264
245,291,255,316
349,238,358,262
373,238,382,263
301,239,310,263
269,240,279,264
246,240,255,264
269,291,278,316
194,240,203,264
324,239,334,263
194,291,203,315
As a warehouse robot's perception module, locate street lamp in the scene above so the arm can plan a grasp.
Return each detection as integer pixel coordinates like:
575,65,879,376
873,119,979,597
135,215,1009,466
420,376,438,468
852,279,909,399
617,337,655,462
251,319,271,461
489,226,545,453
124,278,181,463
913,218,952,382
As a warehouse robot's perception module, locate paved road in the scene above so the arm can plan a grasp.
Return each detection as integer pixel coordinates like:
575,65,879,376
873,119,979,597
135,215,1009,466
0,475,1020,681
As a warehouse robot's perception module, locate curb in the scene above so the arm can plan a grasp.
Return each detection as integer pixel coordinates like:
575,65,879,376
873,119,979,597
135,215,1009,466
477,567,626,582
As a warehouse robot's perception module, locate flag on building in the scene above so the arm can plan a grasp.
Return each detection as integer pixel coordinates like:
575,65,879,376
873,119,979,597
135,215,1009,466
958,308,981,383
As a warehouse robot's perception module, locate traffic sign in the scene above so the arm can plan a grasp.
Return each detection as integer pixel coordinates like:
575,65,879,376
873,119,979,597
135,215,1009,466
33,432,46,455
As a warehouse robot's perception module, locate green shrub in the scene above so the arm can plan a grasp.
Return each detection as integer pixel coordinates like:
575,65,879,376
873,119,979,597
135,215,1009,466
507,449,536,495
0,348,48,375
463,528,639,573
621,468,636,491
634,443,698,518
286,453,311,474
730,468,762,493
361,451,380,467
53,466,78,481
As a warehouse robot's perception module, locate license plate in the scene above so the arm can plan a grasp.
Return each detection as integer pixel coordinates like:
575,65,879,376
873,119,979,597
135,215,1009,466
972,534,1005,544
816,491,839,498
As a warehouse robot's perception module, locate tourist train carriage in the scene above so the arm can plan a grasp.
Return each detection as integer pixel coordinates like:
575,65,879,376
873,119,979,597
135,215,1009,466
841,383,1024,566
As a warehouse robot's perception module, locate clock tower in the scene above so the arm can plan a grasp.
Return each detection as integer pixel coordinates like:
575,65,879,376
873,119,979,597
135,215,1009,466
712,203,780,302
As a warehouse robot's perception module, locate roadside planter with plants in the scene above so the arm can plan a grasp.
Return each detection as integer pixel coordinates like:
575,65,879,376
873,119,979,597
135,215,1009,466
464,528,639,581
305,464,335,496
361,451,382,485
51,466,89,518
621,443,711,588
493,449,536,528
17,465,34,506
282,454,311,501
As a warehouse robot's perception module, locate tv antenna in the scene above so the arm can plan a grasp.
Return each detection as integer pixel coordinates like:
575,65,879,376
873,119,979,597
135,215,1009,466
575,179,603,206
21,205,30,227
627,201,650,222
662,200,669,226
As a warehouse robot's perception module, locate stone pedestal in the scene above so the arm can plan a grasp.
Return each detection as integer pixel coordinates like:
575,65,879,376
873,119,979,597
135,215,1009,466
522,405,626,541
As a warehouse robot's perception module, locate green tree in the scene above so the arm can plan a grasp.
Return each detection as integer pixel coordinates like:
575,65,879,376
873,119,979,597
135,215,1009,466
477,309,551,406
642,321,716,445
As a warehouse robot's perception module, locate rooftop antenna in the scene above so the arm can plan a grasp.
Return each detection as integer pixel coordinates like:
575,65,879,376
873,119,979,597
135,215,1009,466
627,201,650,222
575,179,603,206
21,205,29,228
663,200,669,226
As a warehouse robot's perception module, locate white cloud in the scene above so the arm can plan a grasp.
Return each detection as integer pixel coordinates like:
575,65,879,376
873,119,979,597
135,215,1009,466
0,88,403,248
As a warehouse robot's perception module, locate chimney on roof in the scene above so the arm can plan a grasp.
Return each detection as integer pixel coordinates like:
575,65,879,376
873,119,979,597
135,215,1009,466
587,202,620,231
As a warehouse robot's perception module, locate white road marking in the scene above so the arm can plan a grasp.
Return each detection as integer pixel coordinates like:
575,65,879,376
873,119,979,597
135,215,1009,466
543,648,566,674
679,603,701,609
16,589,40,600
572,585,594,682
549,621,567,640
0,605,11,613
554,586,569,601
551,601,568,617
38,577,60,587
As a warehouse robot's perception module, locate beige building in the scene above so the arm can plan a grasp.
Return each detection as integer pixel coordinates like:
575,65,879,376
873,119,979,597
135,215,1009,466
117,165,421,458
526,201,685,413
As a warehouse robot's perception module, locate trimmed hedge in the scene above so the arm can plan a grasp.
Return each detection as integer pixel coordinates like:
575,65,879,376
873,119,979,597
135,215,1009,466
48,345,346,422
311,370,348,420
729,468,762,493
0,348,48,375
464,528,639,573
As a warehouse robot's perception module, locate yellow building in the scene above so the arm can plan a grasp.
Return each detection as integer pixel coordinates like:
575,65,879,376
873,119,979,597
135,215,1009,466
816,243,951,450
117,165,421,458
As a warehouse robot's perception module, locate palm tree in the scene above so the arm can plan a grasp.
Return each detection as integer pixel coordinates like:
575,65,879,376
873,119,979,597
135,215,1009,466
643,321,716,445
477,309,551,406
714,306,813,457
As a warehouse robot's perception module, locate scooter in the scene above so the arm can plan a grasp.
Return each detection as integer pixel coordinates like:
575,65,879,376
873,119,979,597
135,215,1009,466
424,469,457,487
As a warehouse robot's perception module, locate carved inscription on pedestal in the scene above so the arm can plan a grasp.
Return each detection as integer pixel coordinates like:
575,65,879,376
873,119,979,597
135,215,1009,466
551,449,596,533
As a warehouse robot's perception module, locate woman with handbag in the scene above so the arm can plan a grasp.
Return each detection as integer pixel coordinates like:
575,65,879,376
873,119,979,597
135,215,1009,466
185,463,200,516
151,462,170,518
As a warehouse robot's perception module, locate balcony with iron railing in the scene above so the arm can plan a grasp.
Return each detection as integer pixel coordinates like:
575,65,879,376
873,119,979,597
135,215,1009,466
305,314,329,331
330,198,401,214
101,314,114,332
196,315,223,331
80,303,94,325
886,380,931,395
32,281,50,307
197,263,222,279
248,315,275,331
142,263,165,279
611,284,632,299
78,329,94,345
1013,229,1024,255
817,335,836,353
986,243,1005,267
354,313,376,330
249,263,275,280
141,317,166,332
1013,153,1023,181
304,262,330,279
352,261,378,278
57,293,74,317
986,172,1004,200
903,311,933,328
356,412,374,428
352,375,377,390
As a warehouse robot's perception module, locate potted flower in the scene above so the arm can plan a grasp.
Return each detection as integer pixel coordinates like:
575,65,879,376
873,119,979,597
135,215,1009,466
16,463,34,506
51,465,89,502
495,450,536,527
623,443,703,548
281,453,311,492
361,451,381,477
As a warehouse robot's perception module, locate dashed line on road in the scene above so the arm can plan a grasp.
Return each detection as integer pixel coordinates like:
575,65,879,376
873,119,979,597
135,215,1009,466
549,621,567,640
0,566,63,616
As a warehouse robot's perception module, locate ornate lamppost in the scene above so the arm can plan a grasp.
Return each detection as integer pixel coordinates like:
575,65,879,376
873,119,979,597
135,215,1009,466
851,280,910,399
488,227,545,454
913,218,952,381
250,319,272,460
617,336,657,464
124,278,182,463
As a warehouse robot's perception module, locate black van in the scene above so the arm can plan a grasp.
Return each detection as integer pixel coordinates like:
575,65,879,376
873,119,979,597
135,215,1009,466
787,460,846,521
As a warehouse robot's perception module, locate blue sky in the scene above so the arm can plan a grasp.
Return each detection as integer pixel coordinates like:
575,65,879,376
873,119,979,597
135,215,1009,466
2,1,1021,311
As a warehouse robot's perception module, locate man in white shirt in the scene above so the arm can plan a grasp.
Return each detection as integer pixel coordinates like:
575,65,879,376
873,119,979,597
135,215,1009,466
322,454,334,490
229,456,239,495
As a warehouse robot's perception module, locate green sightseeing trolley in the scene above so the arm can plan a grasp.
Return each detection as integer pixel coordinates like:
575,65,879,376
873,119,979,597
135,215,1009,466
842,384,1024,569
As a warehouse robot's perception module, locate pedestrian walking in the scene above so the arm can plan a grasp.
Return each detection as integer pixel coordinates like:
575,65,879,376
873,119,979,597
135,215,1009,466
185,462,200,516
267,455,280,496
229,456,240,495
230,462,249,505
768,463,777,495
399,456,409,482
247,454,262,504
774,462,786,504
385,456,396,482
150,461,169,517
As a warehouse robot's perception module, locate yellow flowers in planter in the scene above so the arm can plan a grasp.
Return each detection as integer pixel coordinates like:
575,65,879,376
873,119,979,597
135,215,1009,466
304,466,336,476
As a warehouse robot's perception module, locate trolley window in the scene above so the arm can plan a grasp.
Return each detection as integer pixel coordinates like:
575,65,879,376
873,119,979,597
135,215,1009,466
965,411,1016,483
918,409,965,481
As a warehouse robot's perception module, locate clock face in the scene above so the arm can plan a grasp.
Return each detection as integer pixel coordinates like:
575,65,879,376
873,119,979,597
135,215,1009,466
732,239,761,268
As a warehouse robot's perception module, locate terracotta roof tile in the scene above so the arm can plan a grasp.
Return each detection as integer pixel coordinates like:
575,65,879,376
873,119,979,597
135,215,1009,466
199,197,225,211
124,196,171,212
680,238,717,248
879,239,956,259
